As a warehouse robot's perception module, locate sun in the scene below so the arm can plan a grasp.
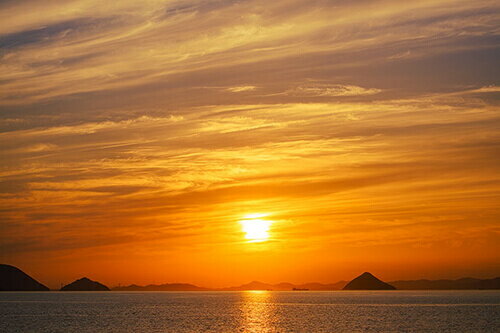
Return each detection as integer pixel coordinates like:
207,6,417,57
239,213,273,242
240,219,271,242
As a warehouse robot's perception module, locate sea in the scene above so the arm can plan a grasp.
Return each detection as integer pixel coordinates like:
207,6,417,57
0,291,499,332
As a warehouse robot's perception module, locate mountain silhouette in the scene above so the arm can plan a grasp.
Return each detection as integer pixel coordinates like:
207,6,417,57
113,280,348,291
220,280,349,291
390,277,500,290
299,281,348,290
112,277,499,291
343,272,396,290
113,283,210,291
0,264,49,291
227,281,274,291
61,277,110,291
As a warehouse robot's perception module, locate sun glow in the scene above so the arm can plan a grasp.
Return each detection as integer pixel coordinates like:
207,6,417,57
240,213,273,242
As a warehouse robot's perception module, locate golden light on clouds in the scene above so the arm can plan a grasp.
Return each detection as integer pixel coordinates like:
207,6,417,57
0,0,499,289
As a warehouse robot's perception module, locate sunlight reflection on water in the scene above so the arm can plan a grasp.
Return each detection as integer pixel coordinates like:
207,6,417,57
240,291,275,332
0,291,499,332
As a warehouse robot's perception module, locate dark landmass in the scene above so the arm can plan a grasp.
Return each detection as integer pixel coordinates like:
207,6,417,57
113,283,210,291
390,277,500,290
220,280,348,291
223,281,275,291
300,281,348,290
0,264,49,291
112,280,348,291
61,277,110,291
343,272,396,290
110,276,500,291
3,263,499,291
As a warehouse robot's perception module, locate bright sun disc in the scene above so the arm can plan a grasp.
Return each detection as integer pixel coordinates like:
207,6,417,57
240,215,273,242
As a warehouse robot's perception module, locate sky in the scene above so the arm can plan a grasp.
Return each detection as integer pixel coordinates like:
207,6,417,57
0,0,499,289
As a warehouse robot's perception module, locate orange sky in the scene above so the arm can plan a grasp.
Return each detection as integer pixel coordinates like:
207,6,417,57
0,0,499,289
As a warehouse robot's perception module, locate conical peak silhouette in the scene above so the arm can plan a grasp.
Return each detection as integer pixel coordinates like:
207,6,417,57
360,272,374,278
77,277,91,282
343,272,396,290
61,277,110,291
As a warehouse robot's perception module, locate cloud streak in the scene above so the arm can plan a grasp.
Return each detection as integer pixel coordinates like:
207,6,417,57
0,0,499,286
286,84,382,97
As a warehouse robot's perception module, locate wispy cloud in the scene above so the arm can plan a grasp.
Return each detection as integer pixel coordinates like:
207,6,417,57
0,0,499,286
286,84,382,97
226,86,257,93
0,0,498,105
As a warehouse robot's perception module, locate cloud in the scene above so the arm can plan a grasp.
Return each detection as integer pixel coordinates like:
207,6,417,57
286,84,382,97
0,0,498,105
0,0,499,284
226,86,257,93
459,85,500,94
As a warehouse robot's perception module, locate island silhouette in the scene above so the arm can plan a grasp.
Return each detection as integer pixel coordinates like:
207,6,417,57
1,264,499,291
61,277,110,291
0,264,49,291
343,272,396,290
114,283,210,291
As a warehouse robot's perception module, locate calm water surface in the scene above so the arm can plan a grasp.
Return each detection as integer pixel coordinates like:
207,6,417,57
0,291,499,332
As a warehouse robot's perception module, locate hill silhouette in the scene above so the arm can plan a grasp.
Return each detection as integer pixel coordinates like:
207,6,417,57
61,277,110,291
111,280,348,291
343,272,396,290
0,264,49,291
113,277,499,291
3,263,497,292
224,281,274,291
390,277,500,290
113,283,210,291
222,280,348,291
